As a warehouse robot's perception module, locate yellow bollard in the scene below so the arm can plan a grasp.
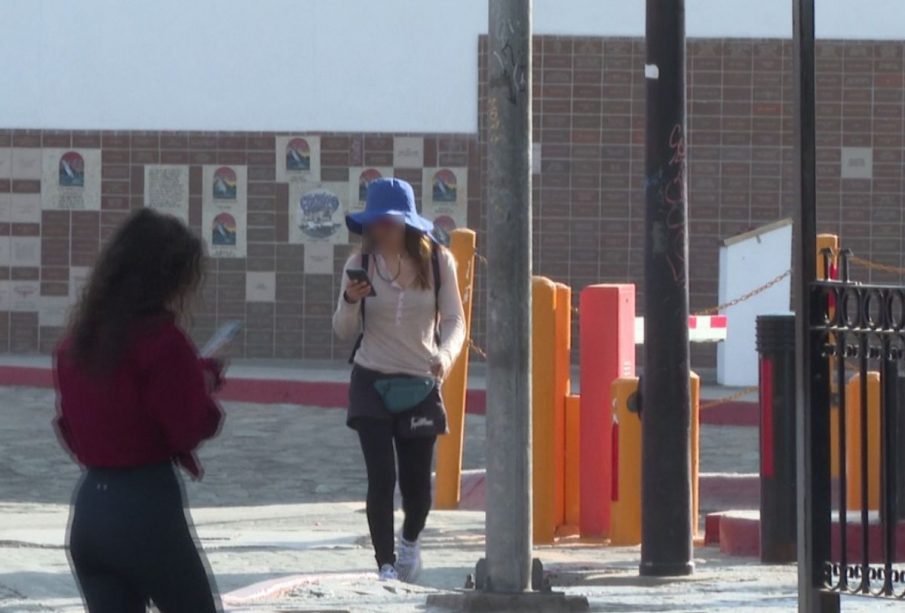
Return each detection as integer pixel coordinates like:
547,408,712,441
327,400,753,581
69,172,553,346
845,372,881,511
690,371,700,538
610,377,641,546
553,283,572,528
532,276,558,544
817,233,840,478
434,229,476,509
564,394,581,529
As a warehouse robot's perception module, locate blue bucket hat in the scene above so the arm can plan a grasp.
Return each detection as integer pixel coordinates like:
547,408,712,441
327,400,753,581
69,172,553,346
345,178,434,237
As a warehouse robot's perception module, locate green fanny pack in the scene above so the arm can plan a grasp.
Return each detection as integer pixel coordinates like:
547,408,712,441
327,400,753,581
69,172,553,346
374,377,437,413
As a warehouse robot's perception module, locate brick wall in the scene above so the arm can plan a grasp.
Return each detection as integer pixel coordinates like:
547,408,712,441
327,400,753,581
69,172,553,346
1,35,903,368
478,36,905,368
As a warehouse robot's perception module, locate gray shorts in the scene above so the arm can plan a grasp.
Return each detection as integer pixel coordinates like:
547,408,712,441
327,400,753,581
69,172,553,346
347,365,448,438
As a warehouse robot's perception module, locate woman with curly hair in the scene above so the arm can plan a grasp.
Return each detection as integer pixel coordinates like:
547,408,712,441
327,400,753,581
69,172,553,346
54,208,224,612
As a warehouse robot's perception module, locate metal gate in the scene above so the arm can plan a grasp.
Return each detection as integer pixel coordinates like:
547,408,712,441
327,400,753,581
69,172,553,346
805,249,905,606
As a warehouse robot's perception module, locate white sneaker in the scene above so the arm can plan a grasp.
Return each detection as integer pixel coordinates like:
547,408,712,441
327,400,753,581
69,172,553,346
395,537,422,583
378,563,398,581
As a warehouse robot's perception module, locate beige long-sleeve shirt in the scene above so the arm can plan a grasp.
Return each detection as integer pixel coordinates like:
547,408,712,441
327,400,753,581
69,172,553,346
333,248,466,377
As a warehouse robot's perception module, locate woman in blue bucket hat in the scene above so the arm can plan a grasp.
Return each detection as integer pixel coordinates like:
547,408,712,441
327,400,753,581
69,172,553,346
333,178,466,582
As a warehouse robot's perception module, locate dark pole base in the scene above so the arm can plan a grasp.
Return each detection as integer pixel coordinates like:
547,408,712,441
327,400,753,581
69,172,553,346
426,591,590,612
639,560,695,577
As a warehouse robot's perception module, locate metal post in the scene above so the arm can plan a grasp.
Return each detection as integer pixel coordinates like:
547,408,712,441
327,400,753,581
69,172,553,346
640,0,693,577
485,0,533,593
792,0,838,611
756,314,798,563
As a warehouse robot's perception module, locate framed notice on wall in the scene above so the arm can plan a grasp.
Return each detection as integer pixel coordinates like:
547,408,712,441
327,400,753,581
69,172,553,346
421,167,468,233
202,165,247,258
288,181,348,246
144,165,190,222
276,135,321,183
41,149,101,210
348,167,392,214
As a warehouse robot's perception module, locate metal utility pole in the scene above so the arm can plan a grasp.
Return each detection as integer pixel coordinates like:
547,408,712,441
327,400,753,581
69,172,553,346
792,1,838,611
485,0,533,593
640,0,694,577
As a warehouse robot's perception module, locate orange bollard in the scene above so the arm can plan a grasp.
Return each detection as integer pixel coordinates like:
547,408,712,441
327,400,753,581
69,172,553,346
610,377,641,546
564,394,581,529
553,283,572,528
845,372,881,511
579,284,636,538
532,276,558,544
610,374,701,545
690,371,700,538
434,229,476,509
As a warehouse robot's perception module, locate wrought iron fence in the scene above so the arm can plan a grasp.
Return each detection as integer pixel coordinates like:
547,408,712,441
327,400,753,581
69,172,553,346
812,249,905,600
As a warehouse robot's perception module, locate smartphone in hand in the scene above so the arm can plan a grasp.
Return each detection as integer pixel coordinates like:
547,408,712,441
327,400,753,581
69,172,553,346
346,268,377,296
201,321,242,358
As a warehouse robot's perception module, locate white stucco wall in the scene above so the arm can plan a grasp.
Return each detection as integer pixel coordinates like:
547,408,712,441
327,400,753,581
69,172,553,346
0,0,902,132
716,221,793,387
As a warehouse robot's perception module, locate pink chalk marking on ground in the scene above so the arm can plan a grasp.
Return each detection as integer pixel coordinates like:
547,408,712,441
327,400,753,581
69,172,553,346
223,572,374,605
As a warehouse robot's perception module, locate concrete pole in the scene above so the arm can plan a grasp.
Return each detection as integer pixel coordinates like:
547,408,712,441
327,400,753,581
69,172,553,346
640,0,694,577
485,0,533,593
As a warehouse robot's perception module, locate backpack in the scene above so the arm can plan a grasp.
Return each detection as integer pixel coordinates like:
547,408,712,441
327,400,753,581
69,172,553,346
348,244,442,364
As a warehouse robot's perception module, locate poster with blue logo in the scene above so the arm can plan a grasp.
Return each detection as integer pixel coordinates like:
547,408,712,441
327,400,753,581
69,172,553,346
421,167,468,234
289,181,348,247
202,165,247,258
41,149,101,210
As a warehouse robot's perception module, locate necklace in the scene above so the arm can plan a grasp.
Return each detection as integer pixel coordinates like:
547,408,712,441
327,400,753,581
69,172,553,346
375,252,403,284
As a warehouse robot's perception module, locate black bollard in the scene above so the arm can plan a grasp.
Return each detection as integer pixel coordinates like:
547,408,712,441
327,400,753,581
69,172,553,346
756,314,797,563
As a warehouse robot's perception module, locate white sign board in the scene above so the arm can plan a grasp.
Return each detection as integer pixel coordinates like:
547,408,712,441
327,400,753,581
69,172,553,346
717,219,793,386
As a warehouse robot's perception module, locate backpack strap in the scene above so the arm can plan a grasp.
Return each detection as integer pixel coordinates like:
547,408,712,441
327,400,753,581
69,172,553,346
347,253,369,364
431,244,441,346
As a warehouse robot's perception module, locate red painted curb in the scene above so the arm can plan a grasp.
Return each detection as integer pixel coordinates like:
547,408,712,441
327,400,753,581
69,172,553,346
700,401,758,426
0,364,489,414
710,510,905,561
0,366,54,388
0,363,755,424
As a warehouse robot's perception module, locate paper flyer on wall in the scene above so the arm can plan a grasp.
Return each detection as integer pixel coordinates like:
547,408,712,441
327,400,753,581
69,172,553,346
421,167,468,232
276,135,321,183
303,241,335,274
289,181,348,246
41,149,102,210
145,165,190,222
393,137,424,169
202,165,247,258
348,167,392,213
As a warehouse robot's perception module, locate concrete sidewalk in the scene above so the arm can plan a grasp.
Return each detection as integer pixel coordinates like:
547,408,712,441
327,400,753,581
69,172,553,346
0,385,828,613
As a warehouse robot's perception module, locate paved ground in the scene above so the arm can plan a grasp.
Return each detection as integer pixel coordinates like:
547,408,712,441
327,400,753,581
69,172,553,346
1,384,901,611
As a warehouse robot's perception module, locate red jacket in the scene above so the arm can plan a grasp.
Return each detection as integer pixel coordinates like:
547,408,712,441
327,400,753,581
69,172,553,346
54,314,224,479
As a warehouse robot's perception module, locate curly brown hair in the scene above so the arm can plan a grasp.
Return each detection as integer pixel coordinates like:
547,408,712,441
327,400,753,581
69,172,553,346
68,208,205,374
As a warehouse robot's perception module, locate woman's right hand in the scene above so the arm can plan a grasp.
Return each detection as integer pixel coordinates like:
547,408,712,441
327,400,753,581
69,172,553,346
344,281,372,304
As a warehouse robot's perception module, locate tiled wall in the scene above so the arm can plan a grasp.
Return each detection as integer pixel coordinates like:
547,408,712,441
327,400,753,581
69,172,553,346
1,36,903,367
0,131,479,359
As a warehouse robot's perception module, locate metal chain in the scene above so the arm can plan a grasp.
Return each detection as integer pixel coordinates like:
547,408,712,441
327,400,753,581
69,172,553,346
694,269,792,316
699,386,759,411
848,254,905,276
468,338,487,360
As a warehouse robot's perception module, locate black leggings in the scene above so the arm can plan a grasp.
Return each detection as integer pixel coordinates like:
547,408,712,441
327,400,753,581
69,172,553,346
68,463,219,612
357,420,436,567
